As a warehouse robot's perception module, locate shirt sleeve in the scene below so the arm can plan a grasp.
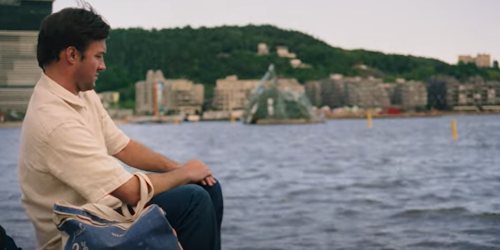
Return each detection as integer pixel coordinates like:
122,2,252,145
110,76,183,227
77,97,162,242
46,120,133,203
94,92,130,155
102,110,130,155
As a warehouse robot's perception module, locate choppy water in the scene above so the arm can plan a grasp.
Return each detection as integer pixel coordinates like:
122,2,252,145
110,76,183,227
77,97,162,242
1,115,500,250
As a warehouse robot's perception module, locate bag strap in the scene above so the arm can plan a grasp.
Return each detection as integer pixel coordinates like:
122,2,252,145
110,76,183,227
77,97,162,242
79,172,154,222
118,172,153,218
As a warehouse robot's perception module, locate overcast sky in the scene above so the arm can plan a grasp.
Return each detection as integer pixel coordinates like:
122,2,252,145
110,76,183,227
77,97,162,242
53,0,500,64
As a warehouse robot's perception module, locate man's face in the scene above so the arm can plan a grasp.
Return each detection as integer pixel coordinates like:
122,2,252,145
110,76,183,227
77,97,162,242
74,40,106,92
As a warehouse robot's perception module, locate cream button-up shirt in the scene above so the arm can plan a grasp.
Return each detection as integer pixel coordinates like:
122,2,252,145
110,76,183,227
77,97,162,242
17,73,133,250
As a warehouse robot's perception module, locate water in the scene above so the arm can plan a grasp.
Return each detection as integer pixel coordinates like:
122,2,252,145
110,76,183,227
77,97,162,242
1,115,500,250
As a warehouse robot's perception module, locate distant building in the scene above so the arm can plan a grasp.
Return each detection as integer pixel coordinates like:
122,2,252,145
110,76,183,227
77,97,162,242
484,81,500,105
274,78,304,94
257,43,269,55
392,80,428,110
290,59,302,68
305,75,345,108
275,46,310,68
475,54,491,68
276,46,296,58
427,76,459,110
165,79,204,115
428,76,500,110
458,55,475,64
381,83,397,104
0,0,53,113
354,64,369,70
212,75,260,111
453,77,500,108
458,53,491,68
306,75,390,109
305,81,321,107
343,77,390,108
135,70,204,115
212,75,305,111
289,59,310,69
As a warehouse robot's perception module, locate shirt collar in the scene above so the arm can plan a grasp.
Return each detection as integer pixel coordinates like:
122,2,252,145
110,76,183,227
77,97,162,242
38,73,85,107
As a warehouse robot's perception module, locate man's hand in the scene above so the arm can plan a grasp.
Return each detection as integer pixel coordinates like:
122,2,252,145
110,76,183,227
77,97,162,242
179,160,216,186
180,159,212,184
200,176,217,186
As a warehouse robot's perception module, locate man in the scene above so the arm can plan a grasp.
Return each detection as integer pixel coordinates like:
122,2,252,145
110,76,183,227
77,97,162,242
17,6,223,250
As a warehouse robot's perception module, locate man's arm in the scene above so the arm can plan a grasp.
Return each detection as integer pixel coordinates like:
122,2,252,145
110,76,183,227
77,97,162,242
113,140,217,186
113,139,179,173
111,159,211,205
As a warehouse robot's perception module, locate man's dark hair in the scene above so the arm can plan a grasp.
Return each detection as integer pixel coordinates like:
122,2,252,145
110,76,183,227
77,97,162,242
36,6,110,69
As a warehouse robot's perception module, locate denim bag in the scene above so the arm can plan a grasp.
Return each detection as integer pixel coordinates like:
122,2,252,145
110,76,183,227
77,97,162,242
53,172,182,250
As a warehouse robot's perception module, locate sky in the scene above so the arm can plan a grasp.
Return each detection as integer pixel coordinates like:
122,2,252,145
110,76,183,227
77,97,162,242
53,0,500,64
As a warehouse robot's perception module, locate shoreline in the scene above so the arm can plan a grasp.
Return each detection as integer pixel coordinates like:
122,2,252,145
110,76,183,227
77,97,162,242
327,111,500,120
0,121,23,128
328,110,500,119
1,112,499,128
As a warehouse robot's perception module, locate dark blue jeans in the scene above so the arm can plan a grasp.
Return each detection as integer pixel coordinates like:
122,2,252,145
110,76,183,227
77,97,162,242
0,225,21,250
148,181,223,250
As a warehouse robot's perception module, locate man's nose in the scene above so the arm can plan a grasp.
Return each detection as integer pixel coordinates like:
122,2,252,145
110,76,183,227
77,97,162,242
98,61,106,71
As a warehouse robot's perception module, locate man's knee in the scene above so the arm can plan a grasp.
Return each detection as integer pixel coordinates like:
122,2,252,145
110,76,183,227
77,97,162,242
182,184,212,205
212,179,222,192
205,180,222,196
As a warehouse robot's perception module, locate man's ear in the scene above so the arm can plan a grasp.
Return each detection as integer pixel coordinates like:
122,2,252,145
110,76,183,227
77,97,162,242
64,46,80,64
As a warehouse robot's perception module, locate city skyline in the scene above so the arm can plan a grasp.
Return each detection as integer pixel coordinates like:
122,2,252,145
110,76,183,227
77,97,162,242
52,0,500,65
